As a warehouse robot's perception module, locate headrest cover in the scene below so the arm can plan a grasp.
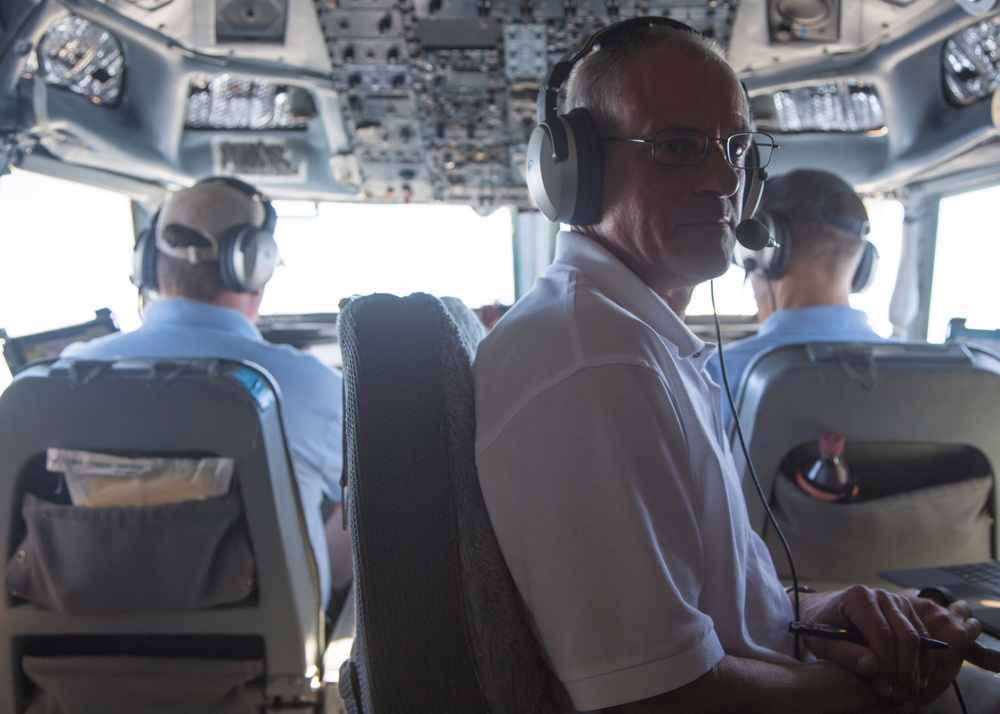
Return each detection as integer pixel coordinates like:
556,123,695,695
156,180,269,263
758,169,869,237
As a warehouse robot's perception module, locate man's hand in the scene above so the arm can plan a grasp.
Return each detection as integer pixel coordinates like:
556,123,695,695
795,586,980,711
907,593,980,708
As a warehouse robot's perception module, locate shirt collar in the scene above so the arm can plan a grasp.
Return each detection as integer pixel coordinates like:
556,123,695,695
141,298,263,342
757,305,873,338
554,231,714,363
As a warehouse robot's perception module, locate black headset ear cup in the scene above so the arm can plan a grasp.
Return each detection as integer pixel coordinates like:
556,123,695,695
218,225,280,292
851,240,879,293
132,224,159,293
561,108,604,225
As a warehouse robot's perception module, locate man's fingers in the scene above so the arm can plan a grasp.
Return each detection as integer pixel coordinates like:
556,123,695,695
871,590,924,705
947,599,974,621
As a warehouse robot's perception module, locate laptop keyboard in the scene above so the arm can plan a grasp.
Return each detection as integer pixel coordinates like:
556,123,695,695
942,562,1000,597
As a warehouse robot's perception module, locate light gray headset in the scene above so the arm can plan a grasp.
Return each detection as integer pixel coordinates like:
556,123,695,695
131,176,280,294
524,16,768,228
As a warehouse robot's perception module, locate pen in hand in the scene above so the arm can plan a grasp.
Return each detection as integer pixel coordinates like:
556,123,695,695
788,621,950,650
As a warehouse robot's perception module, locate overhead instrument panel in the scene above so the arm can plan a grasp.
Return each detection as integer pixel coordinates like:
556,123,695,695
3,0,986,207
315,0,737,211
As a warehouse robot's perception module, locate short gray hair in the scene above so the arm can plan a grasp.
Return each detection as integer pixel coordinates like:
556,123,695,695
563,25,728,135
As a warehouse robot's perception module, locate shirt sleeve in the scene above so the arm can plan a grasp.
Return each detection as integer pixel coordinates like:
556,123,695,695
306,364,343,502
320,373,344,501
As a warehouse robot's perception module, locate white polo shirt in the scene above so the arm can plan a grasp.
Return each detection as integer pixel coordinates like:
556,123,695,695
474,232,796,711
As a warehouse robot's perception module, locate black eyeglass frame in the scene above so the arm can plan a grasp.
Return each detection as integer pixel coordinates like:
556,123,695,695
601,129,779,169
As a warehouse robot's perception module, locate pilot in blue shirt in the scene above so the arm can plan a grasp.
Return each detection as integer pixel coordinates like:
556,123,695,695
63,177,349,613
708,170,888,431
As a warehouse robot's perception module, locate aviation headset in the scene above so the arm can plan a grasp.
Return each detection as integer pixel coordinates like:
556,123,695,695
132,176,280,294
524,16,767,226
736,208,879,293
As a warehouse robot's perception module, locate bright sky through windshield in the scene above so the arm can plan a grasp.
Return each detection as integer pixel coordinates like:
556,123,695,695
0,170,140,336
0,169,516,393
263,201,515,315
0,168,935,397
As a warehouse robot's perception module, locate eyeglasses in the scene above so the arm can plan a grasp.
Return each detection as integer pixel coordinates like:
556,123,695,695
601,128,778,169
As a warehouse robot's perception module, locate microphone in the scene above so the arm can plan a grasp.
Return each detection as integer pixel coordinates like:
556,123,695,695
736,218,772,251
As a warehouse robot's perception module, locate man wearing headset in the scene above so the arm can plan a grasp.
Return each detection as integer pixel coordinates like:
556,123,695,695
474,20,987,714
61,177,352,618
707,168,888,431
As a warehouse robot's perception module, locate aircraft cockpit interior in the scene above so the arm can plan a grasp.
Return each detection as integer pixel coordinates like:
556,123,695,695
4,0,1000,710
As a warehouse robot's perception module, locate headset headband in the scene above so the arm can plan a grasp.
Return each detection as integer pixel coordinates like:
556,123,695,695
537,17,702,162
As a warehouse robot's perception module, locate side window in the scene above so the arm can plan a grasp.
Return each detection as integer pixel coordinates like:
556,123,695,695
0,171,139,394
851,197,903,338
927,183,1000,343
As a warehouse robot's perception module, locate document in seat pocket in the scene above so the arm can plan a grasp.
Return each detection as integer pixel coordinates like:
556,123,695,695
46,448,234,507
4,492,256,614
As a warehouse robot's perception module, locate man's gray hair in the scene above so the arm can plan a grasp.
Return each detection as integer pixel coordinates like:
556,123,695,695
563,25,728,136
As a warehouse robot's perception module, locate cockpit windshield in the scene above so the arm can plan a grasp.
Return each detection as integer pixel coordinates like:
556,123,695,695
0,169,516,392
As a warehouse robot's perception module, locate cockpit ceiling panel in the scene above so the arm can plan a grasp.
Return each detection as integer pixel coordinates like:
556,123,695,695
2,0,998,204
313,1,737,210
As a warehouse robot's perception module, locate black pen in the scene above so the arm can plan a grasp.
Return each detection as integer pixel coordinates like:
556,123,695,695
788,621,950,650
